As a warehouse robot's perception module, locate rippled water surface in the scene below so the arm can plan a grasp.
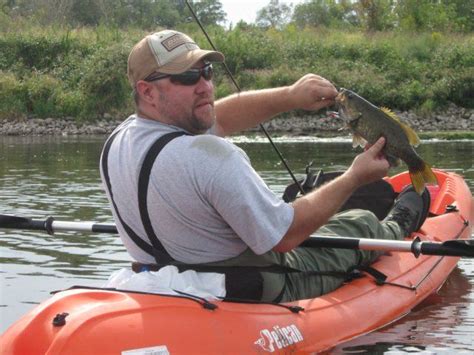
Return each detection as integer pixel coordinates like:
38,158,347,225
1,135,473,352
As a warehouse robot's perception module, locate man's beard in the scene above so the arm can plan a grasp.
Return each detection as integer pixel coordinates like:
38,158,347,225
189,107,215,134
158,91,215,134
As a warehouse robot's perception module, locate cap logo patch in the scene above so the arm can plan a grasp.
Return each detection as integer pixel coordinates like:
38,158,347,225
162,34,193,52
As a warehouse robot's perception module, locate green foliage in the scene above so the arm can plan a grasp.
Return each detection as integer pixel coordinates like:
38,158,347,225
417,99,438,117
0,34,68,71
0,71,27,119
293,0,335,28
23,73,62,118
78,43,131,119
54,90,85,118
69,0,102,26
191,0,227,26
256,0,292,29
1,23,473,122
0,0,225,29
355,0,396,32
2,0,472,34
216,28,280,72
236,66,302,91
290,0,472,33
214,79,235,99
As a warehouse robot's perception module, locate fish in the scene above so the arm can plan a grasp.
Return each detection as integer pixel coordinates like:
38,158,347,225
335,88,437,194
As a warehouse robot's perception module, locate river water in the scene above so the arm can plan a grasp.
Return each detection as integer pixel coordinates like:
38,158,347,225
0,135,473,353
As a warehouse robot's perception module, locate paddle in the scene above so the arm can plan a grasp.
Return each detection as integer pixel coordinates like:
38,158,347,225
0,214,472,257
0,214,117,234
302,235,473,258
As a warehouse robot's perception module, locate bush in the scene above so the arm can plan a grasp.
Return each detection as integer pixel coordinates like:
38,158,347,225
1,25,473,121
217,28,280,72
23,73,63,117
78,43,132,119
0,71,27,119
447,68,474,108
0,33,77,71
54,90,85,118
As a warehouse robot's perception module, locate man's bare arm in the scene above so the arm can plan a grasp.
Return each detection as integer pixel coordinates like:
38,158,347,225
213,74,338,137
273,137,390,252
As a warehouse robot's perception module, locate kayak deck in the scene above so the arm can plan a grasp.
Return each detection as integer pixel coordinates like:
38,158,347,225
1,169,472,354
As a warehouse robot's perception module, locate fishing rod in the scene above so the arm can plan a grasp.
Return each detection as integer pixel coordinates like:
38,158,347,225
2,214,472,258
184,0,305,195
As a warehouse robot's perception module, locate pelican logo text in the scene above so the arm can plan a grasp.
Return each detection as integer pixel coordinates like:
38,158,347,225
254,324,303,352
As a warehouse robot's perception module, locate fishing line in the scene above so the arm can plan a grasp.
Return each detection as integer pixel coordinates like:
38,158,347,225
184,0,305,195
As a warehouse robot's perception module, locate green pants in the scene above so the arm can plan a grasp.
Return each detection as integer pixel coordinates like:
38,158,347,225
210,209,404,302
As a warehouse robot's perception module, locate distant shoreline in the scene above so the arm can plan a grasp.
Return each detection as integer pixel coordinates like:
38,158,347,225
1,104,472,138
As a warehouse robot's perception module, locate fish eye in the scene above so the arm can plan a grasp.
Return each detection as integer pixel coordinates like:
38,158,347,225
347,93,353,99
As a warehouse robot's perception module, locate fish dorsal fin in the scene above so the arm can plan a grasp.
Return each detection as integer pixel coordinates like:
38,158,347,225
381,107,420,147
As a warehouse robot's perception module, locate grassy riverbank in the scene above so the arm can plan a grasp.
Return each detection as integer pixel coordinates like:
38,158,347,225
1,24,473,122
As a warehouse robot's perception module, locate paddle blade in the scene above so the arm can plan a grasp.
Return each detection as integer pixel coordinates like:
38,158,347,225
0,214,49,232
420,240,474,257
0,215,33,228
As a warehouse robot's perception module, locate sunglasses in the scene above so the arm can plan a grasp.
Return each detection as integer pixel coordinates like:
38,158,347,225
144,64,213,86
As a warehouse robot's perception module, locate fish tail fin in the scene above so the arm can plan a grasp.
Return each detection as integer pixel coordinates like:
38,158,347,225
409,162,438,195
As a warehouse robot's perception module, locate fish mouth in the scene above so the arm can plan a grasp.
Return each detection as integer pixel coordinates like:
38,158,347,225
335,91,345,105
334,91,347,118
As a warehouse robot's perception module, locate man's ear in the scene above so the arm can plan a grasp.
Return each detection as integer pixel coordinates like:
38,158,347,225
135,81,156,104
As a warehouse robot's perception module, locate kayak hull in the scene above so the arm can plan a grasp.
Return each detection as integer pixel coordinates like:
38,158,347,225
1,169,472,354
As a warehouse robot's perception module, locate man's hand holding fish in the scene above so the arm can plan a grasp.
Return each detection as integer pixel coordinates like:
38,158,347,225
346,137,391,187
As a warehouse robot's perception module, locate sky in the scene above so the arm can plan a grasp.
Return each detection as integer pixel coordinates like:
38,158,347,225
220,0,301,25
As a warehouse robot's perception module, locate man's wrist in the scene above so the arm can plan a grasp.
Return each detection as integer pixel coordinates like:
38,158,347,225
340,170,361,192
286,84,302,110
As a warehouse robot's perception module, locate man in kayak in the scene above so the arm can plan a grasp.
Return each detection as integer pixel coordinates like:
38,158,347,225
100,30,430,302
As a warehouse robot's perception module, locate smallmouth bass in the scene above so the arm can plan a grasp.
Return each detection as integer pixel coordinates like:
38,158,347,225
335,88,437,194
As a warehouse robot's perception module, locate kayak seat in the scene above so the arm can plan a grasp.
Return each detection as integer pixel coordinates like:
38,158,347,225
283,169,396,220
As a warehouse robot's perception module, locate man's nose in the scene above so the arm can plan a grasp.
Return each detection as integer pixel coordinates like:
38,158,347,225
195,76,213,94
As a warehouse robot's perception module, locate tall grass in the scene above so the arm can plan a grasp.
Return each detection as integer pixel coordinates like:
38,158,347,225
1,22,472,121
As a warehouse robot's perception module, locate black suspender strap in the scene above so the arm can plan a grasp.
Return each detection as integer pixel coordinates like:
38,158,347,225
102,130,154,256
138,131,188,263
101,129,187,263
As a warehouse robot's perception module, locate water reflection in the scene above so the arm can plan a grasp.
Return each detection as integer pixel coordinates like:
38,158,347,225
0,136,473,351
331,265,474,353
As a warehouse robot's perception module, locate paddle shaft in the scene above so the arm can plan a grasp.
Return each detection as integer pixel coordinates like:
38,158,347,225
303,236,473,257
0,214,471,257
0,215,117,234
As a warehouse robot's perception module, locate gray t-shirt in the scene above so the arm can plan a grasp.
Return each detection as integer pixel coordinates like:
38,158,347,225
100,115,294,264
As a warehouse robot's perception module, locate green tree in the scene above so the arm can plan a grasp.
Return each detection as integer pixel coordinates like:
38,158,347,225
442,0,474,31
154,0,185,27
355,0,395,31
1,0,15,14
292,0,356,28
256,0,292,29
189,0,226,26
95,0,186,29
395,0,457,32
5,0,74,25
69,0,101,26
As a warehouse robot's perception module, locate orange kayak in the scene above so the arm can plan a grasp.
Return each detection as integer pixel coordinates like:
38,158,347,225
1,170,472,354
